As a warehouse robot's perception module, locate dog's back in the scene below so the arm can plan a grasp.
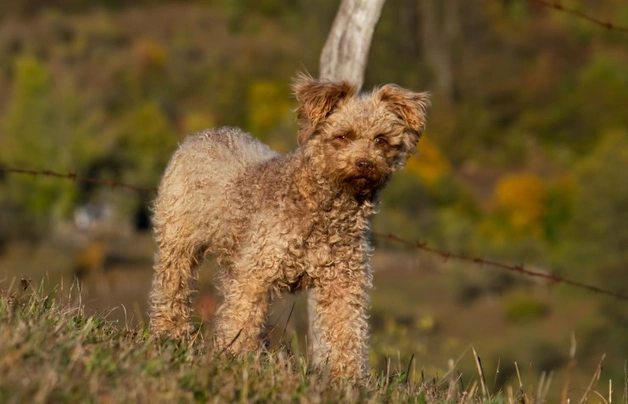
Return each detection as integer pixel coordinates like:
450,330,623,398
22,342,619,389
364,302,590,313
152,127,279,257
158,126,278,195
179,127,279,184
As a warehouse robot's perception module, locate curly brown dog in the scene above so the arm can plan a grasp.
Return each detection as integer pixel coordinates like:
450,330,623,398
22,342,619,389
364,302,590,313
149,74,429,380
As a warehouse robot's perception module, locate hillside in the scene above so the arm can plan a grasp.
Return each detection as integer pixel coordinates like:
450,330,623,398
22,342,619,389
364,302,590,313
0,0,627,401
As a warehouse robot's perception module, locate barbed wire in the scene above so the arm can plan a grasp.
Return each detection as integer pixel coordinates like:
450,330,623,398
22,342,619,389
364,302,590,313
2,165,627,302
0,166,156,193
527,0,628,33
374,232,628,302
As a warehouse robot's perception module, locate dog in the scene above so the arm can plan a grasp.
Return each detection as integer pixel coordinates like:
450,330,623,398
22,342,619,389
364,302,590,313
149,74,429,379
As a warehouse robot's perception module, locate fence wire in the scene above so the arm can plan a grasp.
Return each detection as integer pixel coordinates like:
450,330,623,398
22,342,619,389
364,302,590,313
1,165,627,302
528,0,628,33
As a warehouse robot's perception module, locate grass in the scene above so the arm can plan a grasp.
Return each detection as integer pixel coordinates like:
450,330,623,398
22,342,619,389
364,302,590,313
0,280,446,403
0,280,500,403
1,279,625,403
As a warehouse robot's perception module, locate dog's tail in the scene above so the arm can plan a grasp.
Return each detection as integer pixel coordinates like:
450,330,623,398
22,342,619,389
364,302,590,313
181,127,279,177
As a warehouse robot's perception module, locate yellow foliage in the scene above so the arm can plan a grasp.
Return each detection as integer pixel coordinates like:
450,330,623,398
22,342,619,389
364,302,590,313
406,136,451,186
494,173,546,231
415,314,436,332
74,242,105,272
477,219,505,240
132,37,168,70
182,111,214,134
247,80,292,137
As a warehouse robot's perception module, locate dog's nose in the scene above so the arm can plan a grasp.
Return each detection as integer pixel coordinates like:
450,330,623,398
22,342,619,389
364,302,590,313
356,159,374,173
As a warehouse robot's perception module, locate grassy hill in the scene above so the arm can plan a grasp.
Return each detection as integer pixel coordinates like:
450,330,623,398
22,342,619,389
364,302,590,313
2,281,620,403
1,1,627,402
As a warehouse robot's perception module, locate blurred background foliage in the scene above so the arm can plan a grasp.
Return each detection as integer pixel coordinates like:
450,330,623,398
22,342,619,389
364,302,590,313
0,0,627,393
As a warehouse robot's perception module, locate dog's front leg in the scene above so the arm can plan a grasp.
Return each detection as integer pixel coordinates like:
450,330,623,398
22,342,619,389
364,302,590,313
310,265,372,380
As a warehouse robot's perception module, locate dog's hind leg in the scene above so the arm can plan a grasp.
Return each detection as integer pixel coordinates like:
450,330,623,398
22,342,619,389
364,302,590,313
149,241,201,340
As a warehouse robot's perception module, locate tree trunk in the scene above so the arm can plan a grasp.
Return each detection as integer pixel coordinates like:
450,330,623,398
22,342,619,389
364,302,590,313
319,0,387,91
419,0,459,104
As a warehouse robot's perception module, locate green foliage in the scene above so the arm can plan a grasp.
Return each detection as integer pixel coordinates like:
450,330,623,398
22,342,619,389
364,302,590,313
527,55,628,152
540,177,573,244
246,79,294,150
377,160,478,248
375,171,429,241
114,101,178,187
479,173,573,251
564,130,628,283
554,130,628,371
503,293,550,323
1,55,105,224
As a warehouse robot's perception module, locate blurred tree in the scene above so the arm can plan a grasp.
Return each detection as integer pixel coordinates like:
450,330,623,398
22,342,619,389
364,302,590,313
541,176,573,244
114,100,179,188
562,129,628,378
406,136,451,187
246,79,293,149
419,0,460,104
493,173,546,236
1,56,104,227
181,110,215,135
527,55,628,153
566,130,628,288
132,37,168,73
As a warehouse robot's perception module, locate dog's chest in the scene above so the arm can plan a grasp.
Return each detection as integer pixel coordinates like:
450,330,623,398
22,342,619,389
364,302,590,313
277,203,370,290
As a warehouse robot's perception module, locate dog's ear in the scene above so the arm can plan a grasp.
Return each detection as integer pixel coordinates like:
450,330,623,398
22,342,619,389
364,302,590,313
376,85,430,149
293,73,357,144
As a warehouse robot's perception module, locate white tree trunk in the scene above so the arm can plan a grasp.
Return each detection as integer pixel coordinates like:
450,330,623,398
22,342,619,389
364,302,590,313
309,0,386,364
319,0,387,91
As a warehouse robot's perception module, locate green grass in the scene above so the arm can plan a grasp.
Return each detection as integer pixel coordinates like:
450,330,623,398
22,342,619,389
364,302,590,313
1,280,624,403
0,281,450,403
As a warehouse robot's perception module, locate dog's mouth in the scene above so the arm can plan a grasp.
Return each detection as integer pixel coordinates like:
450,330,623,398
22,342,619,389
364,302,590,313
327,163,390,198
343,173,386,193
347,177,370,188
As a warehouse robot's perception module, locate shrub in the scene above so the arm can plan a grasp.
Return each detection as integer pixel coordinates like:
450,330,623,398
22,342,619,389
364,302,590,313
493,173,545,235
406,136,451,187
503,292,549,323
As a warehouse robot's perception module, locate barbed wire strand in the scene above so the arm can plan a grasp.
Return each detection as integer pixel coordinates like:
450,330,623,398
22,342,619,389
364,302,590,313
0,167,156,193
527,0,628,33
374,232,628,302
2,165,627,302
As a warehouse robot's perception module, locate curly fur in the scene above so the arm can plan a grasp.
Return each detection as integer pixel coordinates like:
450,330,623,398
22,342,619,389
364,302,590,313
149,75,430,380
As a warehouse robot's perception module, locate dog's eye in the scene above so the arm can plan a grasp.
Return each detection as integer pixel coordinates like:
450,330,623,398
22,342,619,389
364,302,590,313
334,132,352,143
374,135,388,146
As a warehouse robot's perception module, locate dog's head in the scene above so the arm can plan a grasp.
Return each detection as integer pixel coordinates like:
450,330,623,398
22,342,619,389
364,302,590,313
293,74,430,199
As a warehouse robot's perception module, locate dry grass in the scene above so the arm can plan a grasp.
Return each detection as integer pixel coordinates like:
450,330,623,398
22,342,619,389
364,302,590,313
0,280,463,403
1,280,625,403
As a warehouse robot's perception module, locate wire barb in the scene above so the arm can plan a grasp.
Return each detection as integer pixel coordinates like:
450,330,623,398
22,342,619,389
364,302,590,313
527,0,628,33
